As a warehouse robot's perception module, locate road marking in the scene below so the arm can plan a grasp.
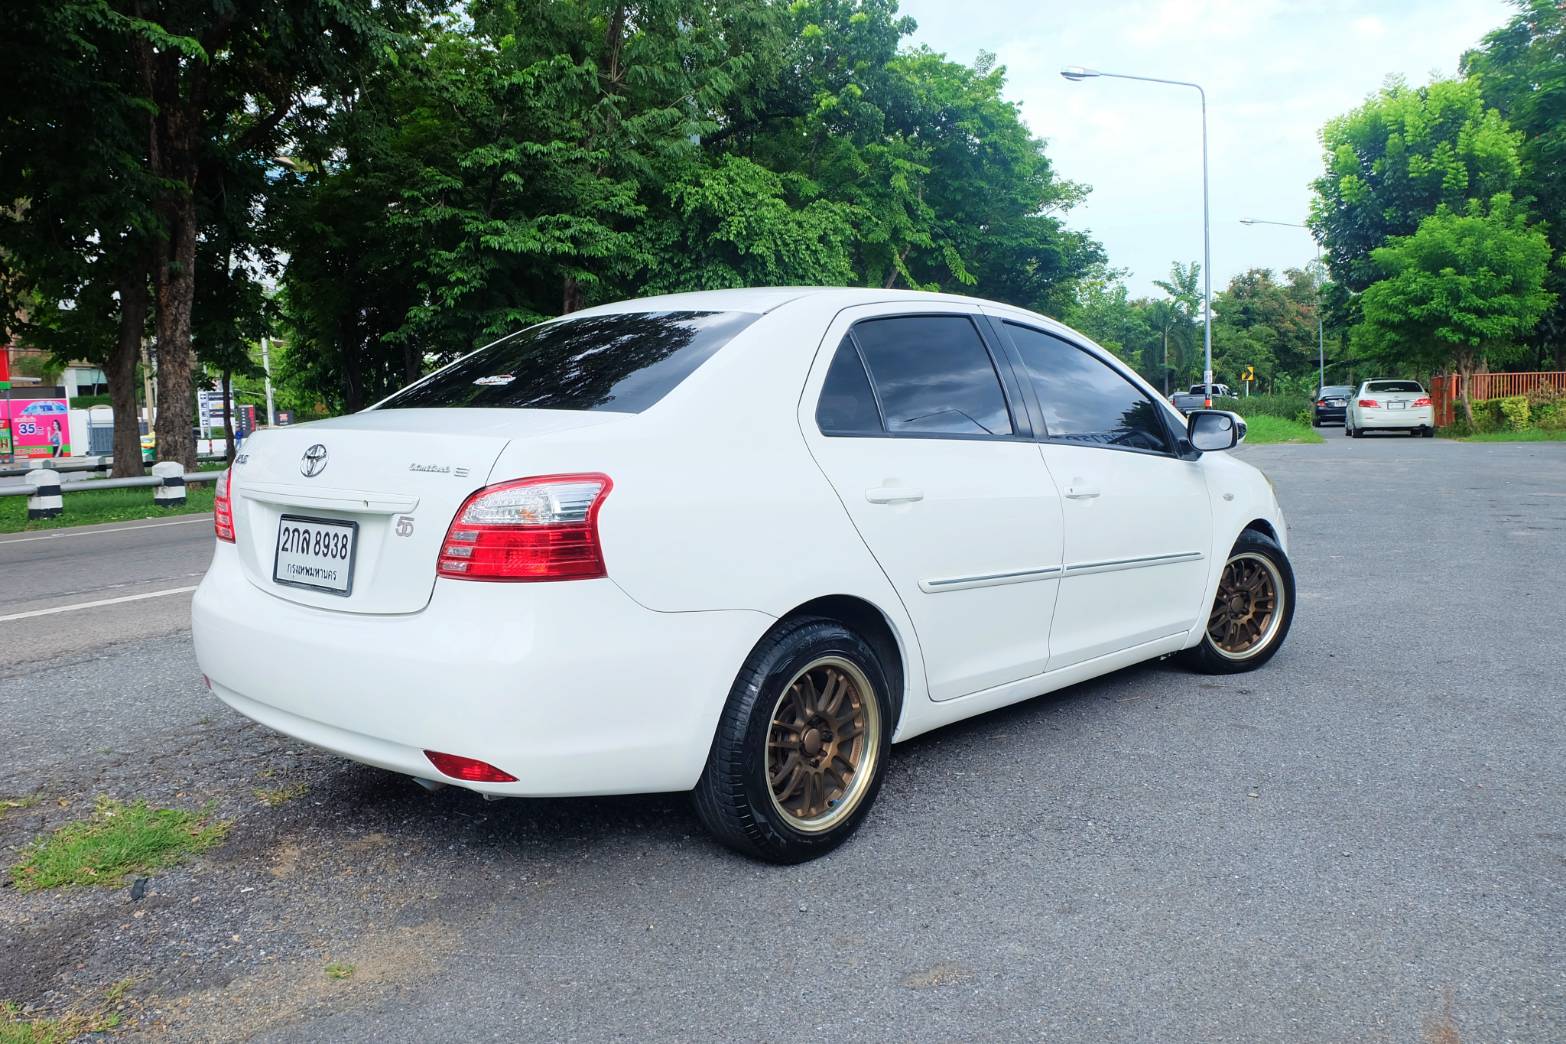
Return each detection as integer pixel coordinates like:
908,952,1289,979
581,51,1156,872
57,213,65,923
0,515,212,545
0,585,199,622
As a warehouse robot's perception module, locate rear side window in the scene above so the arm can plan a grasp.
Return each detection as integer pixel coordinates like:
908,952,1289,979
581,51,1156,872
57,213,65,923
816,337,884,434
1365,380,1423,394
377,311,758,413
1005,323,1172,453
851,316,1014,437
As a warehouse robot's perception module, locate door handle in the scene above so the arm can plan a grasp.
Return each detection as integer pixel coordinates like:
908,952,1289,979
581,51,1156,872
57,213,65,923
865,486,924,505
1064,485,1101,500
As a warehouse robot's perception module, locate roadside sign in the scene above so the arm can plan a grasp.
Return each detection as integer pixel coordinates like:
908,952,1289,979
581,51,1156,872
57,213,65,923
1242,365,1256,382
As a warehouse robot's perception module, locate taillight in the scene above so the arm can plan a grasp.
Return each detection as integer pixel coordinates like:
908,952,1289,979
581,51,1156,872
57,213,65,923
214,469,236,543
424,750,517,783
1358,398,1380,408
1413,396,1431,407
1315,399,1326,406
438,473,611,581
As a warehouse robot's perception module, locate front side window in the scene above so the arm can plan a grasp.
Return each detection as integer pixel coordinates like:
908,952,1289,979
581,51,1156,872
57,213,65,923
1005,323,1172,453
851,316,1014,437
377,311,758,413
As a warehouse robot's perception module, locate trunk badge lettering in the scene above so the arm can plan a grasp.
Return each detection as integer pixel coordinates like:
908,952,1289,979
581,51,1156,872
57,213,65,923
301,444,328,477
473,374,514,386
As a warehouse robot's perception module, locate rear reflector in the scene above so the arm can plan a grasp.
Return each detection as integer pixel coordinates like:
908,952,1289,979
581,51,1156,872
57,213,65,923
214,469,236,543
1413,396,1432,407
424,750,518,783
1358,399,1380,408
438,473,611,581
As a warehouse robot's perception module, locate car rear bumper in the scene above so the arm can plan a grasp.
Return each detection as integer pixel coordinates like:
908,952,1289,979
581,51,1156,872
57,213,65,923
1313,406,1346,424
192,544,772,797
1356,407,1433,429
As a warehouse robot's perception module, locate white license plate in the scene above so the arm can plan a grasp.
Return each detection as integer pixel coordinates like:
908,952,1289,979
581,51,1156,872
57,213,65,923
1388,401,1406,410
273,515,358,595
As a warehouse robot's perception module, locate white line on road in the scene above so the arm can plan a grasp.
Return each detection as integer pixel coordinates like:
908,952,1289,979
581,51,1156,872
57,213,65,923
0,515,212,545
0,585,199,622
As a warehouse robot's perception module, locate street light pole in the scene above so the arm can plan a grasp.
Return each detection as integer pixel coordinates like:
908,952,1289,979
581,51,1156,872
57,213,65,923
1240,218,1325,392
1062,66,1212,407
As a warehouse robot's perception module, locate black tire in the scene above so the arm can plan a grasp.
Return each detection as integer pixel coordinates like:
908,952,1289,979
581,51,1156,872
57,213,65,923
1182,529,1296,675
1311,416,1320,427
1422,426,1434,438
693,617,894,863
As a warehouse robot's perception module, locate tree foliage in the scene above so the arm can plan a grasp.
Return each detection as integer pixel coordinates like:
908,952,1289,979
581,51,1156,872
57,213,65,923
1309,77,1522,291
1353,196,1554,421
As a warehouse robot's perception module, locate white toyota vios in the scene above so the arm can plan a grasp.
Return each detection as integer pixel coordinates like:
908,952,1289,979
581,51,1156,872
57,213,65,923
194,287,1294,863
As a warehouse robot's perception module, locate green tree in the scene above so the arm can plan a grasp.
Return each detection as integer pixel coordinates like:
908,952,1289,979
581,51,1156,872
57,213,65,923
0,0,159,475
1310,77,1523,291
1154,261,1203,386
1464,0,1566,364
1353,196,1554,423
1211,267,1320,389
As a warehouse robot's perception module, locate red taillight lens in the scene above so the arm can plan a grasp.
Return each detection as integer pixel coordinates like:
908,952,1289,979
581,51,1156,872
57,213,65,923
1315,399,1326,406
214,469,236,543
1413,396,1431,407
438,473,611,581
1358,398,1380,408
424,750,518,783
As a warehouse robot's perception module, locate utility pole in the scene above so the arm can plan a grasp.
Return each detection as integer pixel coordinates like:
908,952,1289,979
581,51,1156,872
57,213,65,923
261,335,276,427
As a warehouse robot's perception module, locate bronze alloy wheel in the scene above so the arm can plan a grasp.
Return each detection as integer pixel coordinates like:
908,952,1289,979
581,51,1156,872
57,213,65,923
1207,551,1287,660
765,656,882,834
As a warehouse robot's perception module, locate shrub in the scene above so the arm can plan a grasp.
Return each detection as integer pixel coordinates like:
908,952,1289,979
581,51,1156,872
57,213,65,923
1524,383,1564,410
1212,393,1313,422
1538,399,1566,430
1498,395,1531,431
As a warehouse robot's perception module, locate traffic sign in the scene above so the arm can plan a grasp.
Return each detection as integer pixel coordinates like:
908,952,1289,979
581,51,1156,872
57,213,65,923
1242,365,1256,382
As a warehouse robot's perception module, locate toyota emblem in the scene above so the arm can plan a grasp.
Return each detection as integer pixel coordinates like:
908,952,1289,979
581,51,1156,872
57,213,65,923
300,444,329,478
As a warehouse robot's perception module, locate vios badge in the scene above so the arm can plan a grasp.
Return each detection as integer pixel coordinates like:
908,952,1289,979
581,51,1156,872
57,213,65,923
300,444,329,478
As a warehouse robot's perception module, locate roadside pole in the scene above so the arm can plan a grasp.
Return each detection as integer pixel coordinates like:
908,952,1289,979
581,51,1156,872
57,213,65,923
261,335,276,427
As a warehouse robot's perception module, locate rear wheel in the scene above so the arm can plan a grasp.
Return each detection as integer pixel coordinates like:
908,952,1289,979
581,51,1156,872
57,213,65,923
693,617,892,863
1422,426,1434,438
1182,530,1295,674
1345,421,1355,438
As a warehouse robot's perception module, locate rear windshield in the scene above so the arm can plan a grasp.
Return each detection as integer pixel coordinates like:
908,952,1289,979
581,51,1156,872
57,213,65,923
376,310,759,413
1319,386,1353,397
1365,380,1423,393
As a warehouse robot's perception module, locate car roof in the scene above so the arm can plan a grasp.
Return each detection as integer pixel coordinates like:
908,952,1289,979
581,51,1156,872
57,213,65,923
570,286,1014,319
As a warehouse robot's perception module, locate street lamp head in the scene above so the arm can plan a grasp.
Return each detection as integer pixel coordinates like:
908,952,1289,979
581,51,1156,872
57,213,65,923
1060,66,1100,81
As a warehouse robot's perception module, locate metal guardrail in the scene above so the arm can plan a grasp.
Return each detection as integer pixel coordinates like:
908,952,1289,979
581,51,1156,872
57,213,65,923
0,470,220,498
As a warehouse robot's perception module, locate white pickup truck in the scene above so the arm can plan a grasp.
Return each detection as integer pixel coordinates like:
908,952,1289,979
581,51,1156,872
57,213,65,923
1170,383,1234,414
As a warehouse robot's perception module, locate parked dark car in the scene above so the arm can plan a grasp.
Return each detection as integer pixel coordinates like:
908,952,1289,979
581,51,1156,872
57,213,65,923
1312,385,1354,426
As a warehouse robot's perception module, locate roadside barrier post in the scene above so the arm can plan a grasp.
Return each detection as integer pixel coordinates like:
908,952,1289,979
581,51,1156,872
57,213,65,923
25,468,63,520
152,461,187,507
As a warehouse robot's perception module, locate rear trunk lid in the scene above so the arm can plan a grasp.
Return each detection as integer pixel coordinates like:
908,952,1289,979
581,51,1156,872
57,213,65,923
228,409,617,613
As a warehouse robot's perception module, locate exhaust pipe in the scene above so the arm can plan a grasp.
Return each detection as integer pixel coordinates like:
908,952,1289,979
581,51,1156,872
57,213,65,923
411,777,446,792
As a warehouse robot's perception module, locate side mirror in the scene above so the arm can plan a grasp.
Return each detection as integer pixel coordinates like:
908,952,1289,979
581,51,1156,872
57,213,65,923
1188,410,1244,452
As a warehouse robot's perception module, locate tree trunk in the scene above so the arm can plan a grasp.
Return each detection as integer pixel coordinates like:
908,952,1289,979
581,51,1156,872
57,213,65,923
221,368,235,462
562,275,585,315
152,190,199,468
109,266,149,478
341,310,364,412
1456,349,1478,427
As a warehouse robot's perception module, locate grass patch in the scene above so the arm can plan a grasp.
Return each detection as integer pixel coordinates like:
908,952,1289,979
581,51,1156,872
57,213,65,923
1,1001,119,1044
9,797,229,892
324,962,356,981
0,481,214,534
253,783,309,807
1444,427,1566,442
1240,415,1324,445
0,795,43,818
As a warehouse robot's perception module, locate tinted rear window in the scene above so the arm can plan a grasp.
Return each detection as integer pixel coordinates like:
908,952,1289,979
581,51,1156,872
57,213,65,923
1365,380,1423,393
1319,386,1353,396
376,311,759,413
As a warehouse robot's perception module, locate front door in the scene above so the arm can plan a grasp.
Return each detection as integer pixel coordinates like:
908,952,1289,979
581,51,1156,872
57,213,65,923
992,320,1213,670
801,307,1065,702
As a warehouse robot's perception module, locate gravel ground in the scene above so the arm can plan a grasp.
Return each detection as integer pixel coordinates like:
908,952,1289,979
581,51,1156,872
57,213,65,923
1,434,1562,1042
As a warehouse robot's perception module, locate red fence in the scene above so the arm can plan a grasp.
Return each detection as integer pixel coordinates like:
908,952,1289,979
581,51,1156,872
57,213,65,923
1428,371,1566,427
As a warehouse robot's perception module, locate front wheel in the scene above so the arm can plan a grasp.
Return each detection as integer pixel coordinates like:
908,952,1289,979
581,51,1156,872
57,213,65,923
1182,530,1296,674
693,618,893,863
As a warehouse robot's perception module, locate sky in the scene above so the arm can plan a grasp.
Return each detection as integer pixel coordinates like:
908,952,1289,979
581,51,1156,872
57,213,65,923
896,0,1516,299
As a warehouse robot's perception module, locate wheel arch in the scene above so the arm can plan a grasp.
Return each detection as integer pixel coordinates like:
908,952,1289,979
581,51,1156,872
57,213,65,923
777,594,908,730
1242,518,1280,545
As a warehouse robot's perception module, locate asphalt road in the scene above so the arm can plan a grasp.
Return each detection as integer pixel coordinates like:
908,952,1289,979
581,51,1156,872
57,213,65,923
1,434,1562,1043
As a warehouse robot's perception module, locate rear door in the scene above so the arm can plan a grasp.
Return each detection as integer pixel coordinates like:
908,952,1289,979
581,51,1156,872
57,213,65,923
801,305,1065,702
990,320,1213,670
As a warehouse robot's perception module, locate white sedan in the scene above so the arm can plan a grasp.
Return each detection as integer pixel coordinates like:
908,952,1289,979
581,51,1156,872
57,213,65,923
193,287,1294,862
1345,379,1435,437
